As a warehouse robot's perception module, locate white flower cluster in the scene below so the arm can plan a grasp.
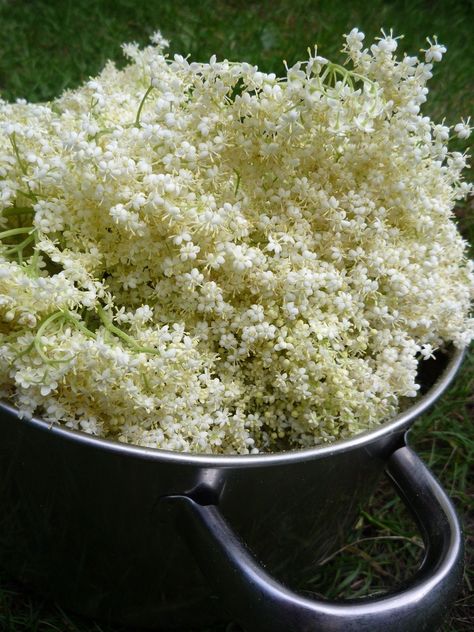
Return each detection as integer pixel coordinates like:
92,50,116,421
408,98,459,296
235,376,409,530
0,30,472,454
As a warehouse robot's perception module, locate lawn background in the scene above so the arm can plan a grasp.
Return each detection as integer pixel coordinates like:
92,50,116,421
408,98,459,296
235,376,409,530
0,0,472,630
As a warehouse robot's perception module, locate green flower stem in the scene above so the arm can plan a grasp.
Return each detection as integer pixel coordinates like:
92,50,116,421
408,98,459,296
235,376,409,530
28,231,40,274
233,169,241,195
0,226,38,271
9,133,28,175
3,233,35,255
17,189,40,201
8,134,39,202
0,226,35,240
134,84,154,128
97,305,158,354
35,309,96,341
26,310,94,365
91,127,115,141
35,310,69,338
12,311,66,365
63,312,97,339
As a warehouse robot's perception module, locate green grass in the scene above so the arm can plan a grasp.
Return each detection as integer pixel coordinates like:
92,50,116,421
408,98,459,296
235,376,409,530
0,0,472,630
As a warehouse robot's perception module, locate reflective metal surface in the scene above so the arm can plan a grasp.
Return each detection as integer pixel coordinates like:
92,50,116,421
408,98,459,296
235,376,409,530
0,348,465,629
170,446,463,631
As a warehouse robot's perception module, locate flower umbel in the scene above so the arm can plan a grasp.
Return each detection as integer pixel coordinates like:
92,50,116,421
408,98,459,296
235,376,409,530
0,29,472,454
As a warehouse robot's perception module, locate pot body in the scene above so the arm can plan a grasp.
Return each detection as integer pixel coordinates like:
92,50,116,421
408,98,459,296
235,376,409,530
0,351,461,629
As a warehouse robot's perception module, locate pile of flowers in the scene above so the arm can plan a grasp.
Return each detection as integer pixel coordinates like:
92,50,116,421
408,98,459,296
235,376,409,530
0,30,472,454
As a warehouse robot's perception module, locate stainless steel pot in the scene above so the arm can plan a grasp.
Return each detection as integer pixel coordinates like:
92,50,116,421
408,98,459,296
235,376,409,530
0,348,466,631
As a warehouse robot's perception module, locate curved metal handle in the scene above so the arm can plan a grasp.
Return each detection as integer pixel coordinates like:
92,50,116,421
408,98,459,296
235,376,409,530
165,446,464,632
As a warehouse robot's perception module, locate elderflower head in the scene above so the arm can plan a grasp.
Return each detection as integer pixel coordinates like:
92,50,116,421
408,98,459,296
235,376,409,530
0,29,472,455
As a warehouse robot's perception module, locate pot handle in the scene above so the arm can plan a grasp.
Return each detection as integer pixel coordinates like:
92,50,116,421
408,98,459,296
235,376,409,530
165,446,464,632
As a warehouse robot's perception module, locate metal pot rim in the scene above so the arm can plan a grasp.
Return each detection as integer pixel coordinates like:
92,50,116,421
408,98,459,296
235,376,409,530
0,347,465,467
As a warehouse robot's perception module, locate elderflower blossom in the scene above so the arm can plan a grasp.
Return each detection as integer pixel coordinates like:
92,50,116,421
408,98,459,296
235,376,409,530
0,30,472,454
454,118,472,140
